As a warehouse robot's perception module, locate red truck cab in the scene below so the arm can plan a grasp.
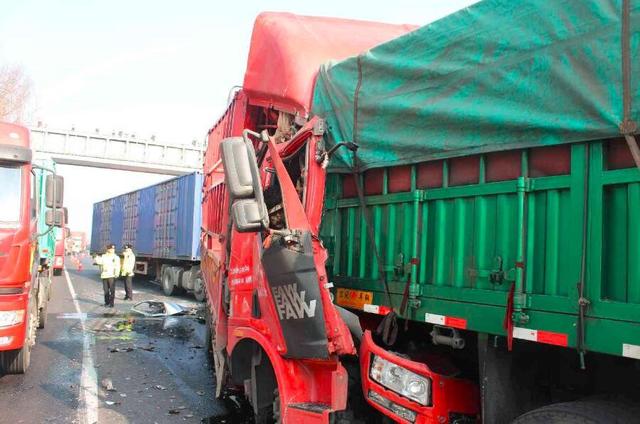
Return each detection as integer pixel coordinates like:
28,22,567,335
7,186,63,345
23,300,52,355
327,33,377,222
202,13,479,423
0,122,64,374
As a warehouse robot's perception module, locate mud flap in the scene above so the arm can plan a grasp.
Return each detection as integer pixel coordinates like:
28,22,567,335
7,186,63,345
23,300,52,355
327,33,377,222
261,231,328,359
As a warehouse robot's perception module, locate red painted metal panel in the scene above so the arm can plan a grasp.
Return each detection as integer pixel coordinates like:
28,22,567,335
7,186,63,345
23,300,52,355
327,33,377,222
486,150,522,182
449,155,480,186
606,137,636,170
389,166,412,193
529,145,571,177
364,169,384,195
417,161,443,188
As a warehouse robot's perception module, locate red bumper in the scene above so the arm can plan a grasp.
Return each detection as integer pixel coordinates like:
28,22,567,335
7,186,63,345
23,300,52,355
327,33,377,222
360,331,479,424
0,293,28,351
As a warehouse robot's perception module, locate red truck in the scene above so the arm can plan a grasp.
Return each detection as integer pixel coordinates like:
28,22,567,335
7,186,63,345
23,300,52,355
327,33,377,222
52,227,66,276
0,122,65,374
201,13,478,423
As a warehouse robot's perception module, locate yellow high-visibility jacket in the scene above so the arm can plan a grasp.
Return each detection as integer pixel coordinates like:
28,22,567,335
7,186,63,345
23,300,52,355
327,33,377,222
121,249,136,277
99,252,121,279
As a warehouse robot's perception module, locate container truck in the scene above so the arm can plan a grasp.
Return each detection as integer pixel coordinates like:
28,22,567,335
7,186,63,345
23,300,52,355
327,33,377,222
90,172,205,300
0,122,65,374
201,3,640,423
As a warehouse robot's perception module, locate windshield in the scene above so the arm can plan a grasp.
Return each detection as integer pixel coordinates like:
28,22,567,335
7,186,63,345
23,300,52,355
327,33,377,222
0,166,22,225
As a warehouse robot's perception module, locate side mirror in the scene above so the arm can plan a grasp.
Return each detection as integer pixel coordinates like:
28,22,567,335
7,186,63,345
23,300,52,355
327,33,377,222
45,209,65,227
221,137,257,198
64,227,71,238
220,136,269,233
63,207,69,224
46,175,64,208
232,199,266,233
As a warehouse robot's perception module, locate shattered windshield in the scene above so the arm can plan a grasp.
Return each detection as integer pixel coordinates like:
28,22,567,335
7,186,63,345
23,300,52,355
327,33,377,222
0,166,22,225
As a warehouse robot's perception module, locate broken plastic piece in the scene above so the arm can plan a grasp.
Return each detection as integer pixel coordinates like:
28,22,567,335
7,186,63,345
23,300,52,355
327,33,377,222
131,301,187,317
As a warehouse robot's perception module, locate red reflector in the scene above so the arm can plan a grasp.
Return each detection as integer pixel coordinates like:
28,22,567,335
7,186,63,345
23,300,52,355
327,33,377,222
537,330,568,347
444,316,468,329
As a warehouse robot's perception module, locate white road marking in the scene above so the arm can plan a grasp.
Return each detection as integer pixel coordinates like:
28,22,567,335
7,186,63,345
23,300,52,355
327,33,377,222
64,268,99,424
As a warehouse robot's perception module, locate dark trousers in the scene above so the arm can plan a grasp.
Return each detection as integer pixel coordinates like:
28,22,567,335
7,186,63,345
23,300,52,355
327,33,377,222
102,278,115,306
123,275,133,299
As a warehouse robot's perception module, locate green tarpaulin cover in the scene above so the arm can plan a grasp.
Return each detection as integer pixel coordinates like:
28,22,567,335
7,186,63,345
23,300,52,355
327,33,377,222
312,0,640,172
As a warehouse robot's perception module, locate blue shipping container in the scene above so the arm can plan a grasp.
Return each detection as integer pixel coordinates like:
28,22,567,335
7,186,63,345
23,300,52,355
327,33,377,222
90,172,203,261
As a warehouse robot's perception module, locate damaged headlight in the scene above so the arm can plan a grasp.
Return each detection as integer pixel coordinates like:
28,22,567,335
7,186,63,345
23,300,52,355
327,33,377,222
370,354,431,406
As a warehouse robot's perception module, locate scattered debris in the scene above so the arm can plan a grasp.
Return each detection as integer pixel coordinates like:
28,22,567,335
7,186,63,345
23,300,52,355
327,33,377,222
115,319,134,332
119,393,127,398
155,385,167,391
131,301,189,317
101,378,116,392
168,409,181,415
105,400,120,406
196,390,205,396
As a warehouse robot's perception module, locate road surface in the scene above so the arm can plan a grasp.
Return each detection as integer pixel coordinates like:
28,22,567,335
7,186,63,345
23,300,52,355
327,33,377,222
0,256,225,424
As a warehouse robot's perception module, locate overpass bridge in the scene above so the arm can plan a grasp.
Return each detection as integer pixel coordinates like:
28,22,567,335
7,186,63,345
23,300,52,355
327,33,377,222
31,127,204,175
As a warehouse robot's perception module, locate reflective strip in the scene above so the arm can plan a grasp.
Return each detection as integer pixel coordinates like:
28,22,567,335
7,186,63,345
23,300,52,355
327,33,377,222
424,313,468,329
622,343,640,360
363,304,391,315
513,327,568,347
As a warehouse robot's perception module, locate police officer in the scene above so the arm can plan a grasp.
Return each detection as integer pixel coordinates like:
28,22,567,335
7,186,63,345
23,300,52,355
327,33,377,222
121,243,135,301
98,243,120,307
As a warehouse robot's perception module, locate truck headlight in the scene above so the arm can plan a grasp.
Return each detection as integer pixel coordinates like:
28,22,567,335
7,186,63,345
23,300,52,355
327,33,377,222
370,354,431,406
0,310,25,327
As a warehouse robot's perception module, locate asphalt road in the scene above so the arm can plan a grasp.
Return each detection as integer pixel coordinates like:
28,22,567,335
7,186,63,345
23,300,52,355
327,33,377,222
0,256,225,424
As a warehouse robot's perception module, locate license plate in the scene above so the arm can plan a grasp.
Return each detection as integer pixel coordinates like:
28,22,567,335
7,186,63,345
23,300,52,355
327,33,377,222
336,288,374,310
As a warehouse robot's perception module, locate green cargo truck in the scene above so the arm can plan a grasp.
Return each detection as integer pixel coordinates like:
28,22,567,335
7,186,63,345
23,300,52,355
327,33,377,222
315,0,640,421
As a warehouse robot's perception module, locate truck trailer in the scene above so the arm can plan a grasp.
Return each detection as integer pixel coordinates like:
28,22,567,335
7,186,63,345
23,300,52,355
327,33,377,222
201,2,640,423
0,122,65,374
90,172,205,300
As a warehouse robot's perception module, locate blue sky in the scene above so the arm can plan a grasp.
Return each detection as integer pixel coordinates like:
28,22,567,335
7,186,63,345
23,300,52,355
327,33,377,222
0,0,477,235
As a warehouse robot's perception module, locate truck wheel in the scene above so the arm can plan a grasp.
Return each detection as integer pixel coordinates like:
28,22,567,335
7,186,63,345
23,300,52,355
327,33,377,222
193,275,205,302
0,300,36,374
38,299,48,329
512,399,640,423
161,268,176,296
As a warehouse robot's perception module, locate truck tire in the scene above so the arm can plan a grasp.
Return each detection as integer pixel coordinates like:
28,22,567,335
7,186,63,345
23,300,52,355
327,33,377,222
161,267,176,296
193,274,205,302
38,299,48,329
0,300,36,374
512,399,640,424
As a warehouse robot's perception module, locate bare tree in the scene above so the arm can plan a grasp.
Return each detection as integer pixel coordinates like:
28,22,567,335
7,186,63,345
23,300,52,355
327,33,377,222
0,64,33,123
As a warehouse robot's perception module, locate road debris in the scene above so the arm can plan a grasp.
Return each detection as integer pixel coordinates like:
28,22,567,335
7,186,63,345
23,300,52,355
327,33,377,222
131,301,190,317
101,378,116,392
155,385,167,391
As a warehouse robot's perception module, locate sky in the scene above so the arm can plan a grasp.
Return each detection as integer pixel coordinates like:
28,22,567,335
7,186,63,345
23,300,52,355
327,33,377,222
0,0,478,235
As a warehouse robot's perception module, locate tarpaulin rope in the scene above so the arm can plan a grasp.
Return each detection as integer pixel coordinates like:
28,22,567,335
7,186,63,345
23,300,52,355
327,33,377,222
351,55,400,346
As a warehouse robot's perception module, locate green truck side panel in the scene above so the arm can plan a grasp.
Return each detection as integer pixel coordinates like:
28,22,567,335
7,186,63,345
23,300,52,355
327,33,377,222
321,142,640,358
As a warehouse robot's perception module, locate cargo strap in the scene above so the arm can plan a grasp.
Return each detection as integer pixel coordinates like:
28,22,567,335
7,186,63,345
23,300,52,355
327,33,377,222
621,0,640,170
351,63,399,345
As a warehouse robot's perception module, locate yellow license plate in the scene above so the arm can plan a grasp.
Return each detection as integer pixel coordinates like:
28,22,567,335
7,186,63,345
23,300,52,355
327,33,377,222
336,288,374,309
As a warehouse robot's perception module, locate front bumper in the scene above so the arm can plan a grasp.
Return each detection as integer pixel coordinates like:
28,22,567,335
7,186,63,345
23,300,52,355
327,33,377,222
0,293,28,351
360,330,479,424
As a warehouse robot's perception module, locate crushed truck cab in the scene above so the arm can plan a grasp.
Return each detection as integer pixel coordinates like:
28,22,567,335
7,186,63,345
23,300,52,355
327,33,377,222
201,13,479,423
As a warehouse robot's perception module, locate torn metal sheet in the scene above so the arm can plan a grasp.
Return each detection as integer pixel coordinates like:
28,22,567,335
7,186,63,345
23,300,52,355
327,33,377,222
131,301,188,317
